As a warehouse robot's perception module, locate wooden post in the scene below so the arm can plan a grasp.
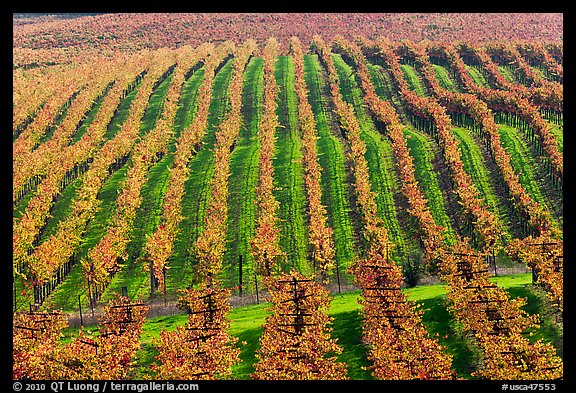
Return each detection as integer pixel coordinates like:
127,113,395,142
149,259,155,301
312,250,316,273
163,267,167,307
239,255,243,296
492,248,497,276
78,295,84,327
87,279,95,317
335,259,341,294
121,286,128,298
254,272,260,305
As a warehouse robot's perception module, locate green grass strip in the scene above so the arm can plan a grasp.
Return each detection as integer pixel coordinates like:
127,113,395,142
403,127,457,244
367,63,406,111
530,65,554,82
166,67,206,154
432,64,458,92
103,154,176,303
401,63,428,97
465,65,490,88
224,57,264,292
549,123,563,153
169,60,234,291
102,83,141,141
497,65,517,84
451,127,514,242
303,54,356,271
333,54,409,258
69,85,110,144
138,74,174,137
13,183,39,222
497,124,561,227
272,55,310,275
38,177,83,241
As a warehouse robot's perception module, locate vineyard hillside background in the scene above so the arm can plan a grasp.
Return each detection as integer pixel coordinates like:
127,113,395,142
12,12,563,381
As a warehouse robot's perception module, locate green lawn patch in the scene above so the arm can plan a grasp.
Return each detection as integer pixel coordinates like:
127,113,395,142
465,65,490,88
432,64,458,92
400,63,428,97
403,127,457,244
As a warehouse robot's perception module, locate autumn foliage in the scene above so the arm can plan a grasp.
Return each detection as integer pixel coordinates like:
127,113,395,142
13,24,562,380
14,295,149,380
151,284,240,379
250,38,284,277
252,272,347,379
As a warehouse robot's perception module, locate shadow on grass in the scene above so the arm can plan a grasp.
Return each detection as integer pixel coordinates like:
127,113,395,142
506,286,563,357
231,327,264,380
132,342,159,378
416,295,478,379
230,311,371,380
330,310,372,380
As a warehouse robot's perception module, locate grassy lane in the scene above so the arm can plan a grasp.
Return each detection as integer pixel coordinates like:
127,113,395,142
530,65,554,82
169,67,206,155
451,127,514,242
224,57,264,292
68,85,110,144
400,63,428,97
465,64,491,88
333,53,410,259
104,69,206,302
104,155,176,302
13,186,38,222
367,63,405,110
273,55,310,275
549,123,563,153
497,65,517,84
497,124,562,228
432,64,458,92
102,83,141,141
37,74,177,311
59,273,562,380
403,127,457,244
303,54,356,273
38,177,83,241
169,60,234,291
